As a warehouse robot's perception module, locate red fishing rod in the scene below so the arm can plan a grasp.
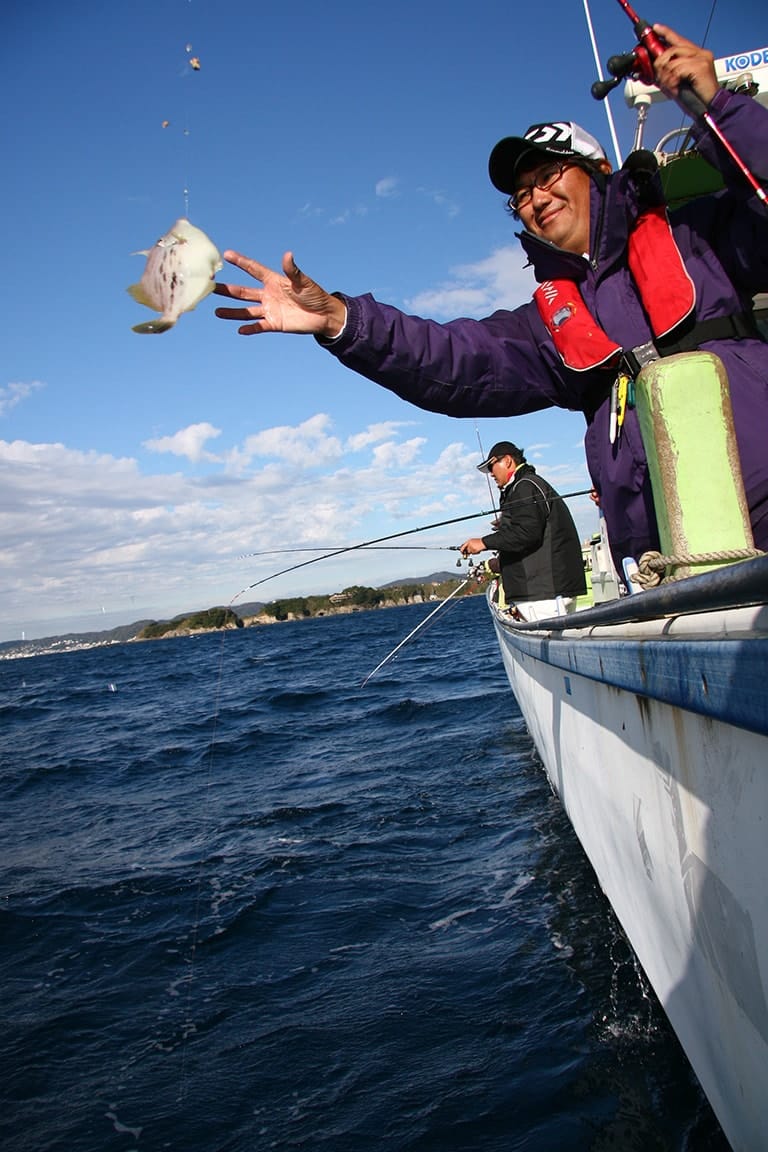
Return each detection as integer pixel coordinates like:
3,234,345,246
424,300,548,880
593,0,767,206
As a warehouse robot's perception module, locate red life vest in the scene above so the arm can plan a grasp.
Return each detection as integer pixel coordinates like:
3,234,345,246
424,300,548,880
533,204,695,372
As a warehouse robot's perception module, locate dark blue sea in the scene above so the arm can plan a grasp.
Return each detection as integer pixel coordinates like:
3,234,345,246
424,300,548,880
0,596,729,1152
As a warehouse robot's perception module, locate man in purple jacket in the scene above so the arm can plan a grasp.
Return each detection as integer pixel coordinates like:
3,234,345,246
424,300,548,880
214,25,768,570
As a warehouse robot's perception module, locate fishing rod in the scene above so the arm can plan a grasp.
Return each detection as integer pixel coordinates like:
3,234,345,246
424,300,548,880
237,545,453,559
230,488,594,602
360,577,472,688
230,509,494,600
592,0,767,207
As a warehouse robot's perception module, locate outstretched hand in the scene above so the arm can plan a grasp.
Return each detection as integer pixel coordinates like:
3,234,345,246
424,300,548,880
652,24,719,110
214,251,347,339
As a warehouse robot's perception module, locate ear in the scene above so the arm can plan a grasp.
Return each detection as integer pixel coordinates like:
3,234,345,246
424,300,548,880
597,158,613,175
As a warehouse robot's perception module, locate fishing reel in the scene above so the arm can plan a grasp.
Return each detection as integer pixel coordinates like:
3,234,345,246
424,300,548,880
592,0,708,120
590,2,766,210
591,0,664,101
591,44,655,101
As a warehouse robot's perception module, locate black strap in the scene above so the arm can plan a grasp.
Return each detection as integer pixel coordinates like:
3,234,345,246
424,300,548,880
581,310,762,423
655,310,763,356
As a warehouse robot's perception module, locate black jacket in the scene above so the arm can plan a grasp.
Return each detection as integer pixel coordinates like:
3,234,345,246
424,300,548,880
481,464,586,601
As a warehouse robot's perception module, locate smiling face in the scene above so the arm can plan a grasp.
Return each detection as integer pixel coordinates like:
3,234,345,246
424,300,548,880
514,158,594,256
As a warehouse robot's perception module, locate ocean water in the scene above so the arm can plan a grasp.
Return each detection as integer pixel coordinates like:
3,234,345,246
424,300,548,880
0,596,729,1152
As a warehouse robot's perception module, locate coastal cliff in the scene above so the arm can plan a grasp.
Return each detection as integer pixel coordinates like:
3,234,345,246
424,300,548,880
1,576,486,660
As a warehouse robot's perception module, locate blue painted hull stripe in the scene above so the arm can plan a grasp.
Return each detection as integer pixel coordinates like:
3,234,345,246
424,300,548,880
495,630,768,737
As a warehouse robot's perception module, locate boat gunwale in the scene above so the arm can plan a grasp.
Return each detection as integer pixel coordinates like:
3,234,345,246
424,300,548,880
489,553,768,633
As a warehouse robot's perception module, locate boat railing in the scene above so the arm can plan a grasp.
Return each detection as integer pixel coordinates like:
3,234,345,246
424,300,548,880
491,553,768,632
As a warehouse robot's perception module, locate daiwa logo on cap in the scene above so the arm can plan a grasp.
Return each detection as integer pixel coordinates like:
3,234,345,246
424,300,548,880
488,120,606,194
523,122,606,161
524,122,574,147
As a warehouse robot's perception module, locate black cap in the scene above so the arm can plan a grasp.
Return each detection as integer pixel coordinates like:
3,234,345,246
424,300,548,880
489,121,607,195
477,441,523,474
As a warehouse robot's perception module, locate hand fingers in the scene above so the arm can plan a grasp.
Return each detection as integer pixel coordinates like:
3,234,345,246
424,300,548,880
212,305,266,336
652,24,713,73
214,305,260,320
213,281,261,300
214,305,270,337
283,251,310,291
221,250,272,282
652,24,695,50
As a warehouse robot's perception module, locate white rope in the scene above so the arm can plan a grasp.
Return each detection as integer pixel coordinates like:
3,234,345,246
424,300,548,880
632,547,764,588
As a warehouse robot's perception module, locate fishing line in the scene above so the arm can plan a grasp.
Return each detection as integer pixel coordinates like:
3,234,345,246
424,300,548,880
686,2,720,145
229,489,594,604
237,545,456,559
360,577,472,687
474,422,498,518
228,510,494,603
669,0,718,150
163,7,201,217
181,36,195,216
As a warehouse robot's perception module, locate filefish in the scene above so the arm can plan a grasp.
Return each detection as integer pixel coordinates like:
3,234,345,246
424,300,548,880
127,218,222,334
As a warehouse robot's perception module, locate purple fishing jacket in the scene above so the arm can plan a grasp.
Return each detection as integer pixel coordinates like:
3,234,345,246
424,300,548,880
323,88,768,567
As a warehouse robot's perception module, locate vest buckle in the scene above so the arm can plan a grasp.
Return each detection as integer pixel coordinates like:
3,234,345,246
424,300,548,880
623,340,658,377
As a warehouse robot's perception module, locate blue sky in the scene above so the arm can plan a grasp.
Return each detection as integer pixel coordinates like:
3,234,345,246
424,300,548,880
1,0,763,640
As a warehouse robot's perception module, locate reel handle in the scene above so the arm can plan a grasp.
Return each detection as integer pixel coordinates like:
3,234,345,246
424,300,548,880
591,76,622,100
607,50,640,78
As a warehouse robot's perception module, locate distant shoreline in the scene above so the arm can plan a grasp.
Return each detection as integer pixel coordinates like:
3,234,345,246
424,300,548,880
0,575,484,661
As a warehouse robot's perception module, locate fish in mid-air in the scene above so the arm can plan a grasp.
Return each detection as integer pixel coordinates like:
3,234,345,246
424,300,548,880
127,218,222,334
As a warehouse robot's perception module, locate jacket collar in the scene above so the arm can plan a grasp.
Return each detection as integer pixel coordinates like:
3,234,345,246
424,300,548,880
516,167,659,283
502,461,534,494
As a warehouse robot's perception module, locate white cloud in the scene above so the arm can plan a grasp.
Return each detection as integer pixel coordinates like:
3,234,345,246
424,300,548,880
405,245,536,319
417,186,460,218
144,422,222,462
0,438,137,479
375,177,399,198
237,413,343,466
0,417,490,638
345,422,413,452
372,437,426,468
0,404,593,641
434,441,477,474
0,380,45,417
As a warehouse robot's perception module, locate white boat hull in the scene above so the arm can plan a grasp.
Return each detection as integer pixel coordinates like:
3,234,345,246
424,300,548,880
490,560,768,1152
